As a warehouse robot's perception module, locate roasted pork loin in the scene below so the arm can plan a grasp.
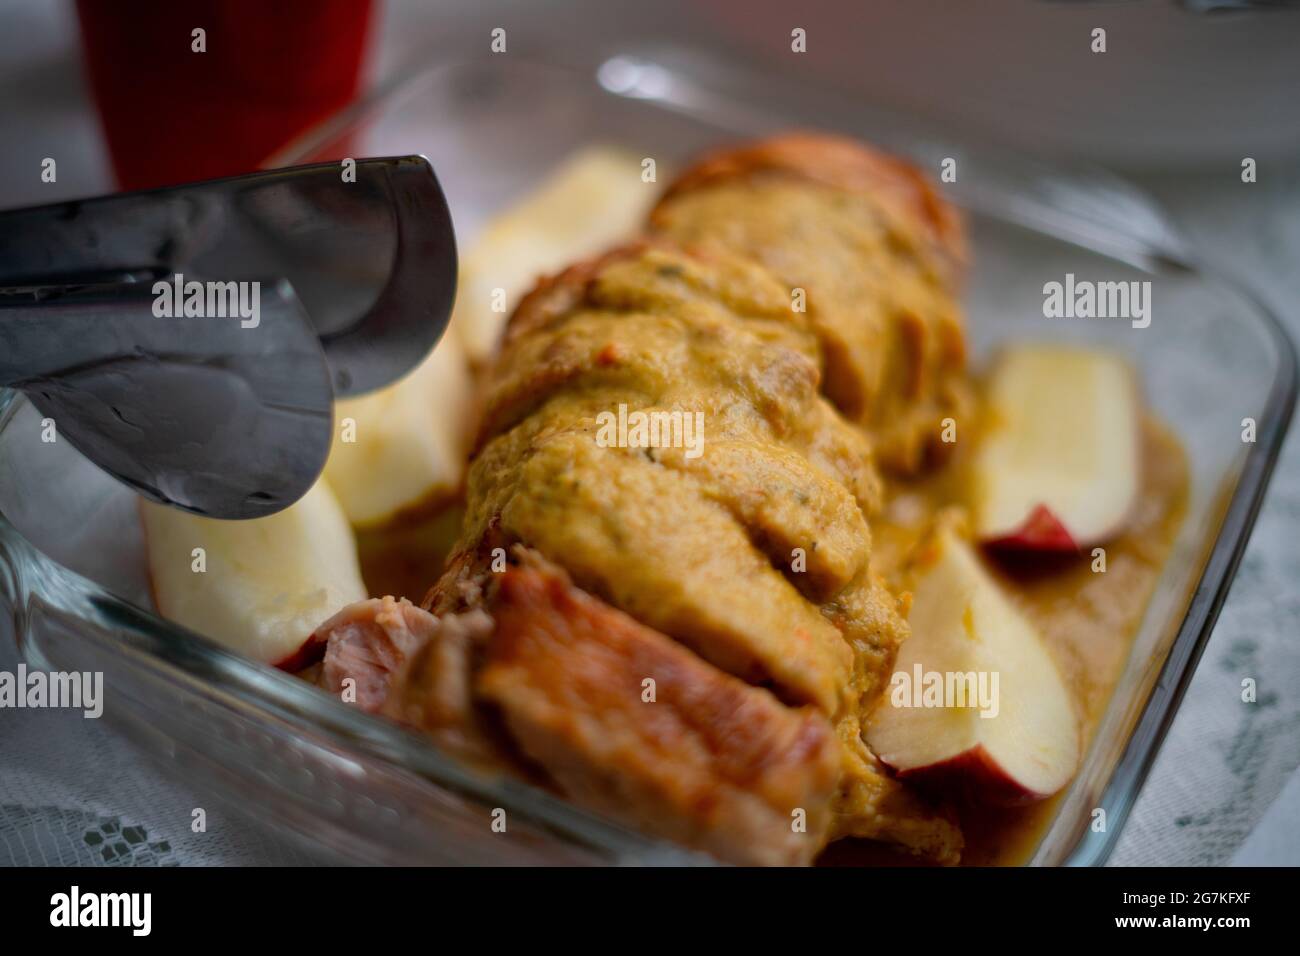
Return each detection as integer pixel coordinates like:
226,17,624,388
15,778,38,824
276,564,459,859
318,134,968,865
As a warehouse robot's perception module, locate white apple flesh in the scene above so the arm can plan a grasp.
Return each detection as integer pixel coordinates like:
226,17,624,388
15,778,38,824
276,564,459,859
322,148,654,531
323,330,473,530
141,478,368,670
973,345,1140,551
866,527,1080,805
449,146,659,365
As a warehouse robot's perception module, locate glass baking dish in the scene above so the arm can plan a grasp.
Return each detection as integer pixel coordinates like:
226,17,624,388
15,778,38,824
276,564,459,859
1,50,1294,866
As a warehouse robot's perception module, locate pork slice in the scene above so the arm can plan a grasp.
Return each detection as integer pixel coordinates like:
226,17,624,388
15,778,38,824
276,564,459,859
382,608,499,767
476,561,841,866
316,595,501,766
315,596,442,712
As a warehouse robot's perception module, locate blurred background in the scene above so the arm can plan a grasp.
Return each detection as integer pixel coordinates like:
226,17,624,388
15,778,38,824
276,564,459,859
5,0,1300,205
0,0,1296,866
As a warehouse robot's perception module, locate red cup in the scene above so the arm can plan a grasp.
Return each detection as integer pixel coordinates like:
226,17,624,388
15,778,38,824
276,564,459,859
75,0,375,191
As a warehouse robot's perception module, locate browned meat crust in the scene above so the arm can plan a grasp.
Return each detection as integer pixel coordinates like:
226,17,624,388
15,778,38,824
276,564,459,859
657,132,966,270
476,559,841,866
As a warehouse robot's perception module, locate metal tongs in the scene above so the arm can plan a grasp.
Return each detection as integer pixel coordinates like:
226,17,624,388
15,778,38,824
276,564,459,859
0,156,457,519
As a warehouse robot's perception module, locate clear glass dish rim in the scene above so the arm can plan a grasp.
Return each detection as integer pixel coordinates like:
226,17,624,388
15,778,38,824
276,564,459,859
2,53,1296,867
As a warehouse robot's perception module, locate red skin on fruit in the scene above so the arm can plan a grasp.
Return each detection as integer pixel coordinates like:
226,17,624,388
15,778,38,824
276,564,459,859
983,504,1078,553
891,745,1059,809
272,634,327,673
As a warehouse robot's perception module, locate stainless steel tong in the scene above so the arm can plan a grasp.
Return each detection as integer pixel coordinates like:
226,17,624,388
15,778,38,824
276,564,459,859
0,156,457,519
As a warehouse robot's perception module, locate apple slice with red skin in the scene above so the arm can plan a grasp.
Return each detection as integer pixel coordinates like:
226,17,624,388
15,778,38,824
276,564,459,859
141,478,368,669
973,345,1140,552
865,526,1080,805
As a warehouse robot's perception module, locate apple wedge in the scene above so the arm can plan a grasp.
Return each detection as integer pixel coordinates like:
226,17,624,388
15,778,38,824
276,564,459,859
320,147,654,531
141,478,367,669
866,526,1079,805
323,330,473,529
450,145,659,365
972,344,1140,551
